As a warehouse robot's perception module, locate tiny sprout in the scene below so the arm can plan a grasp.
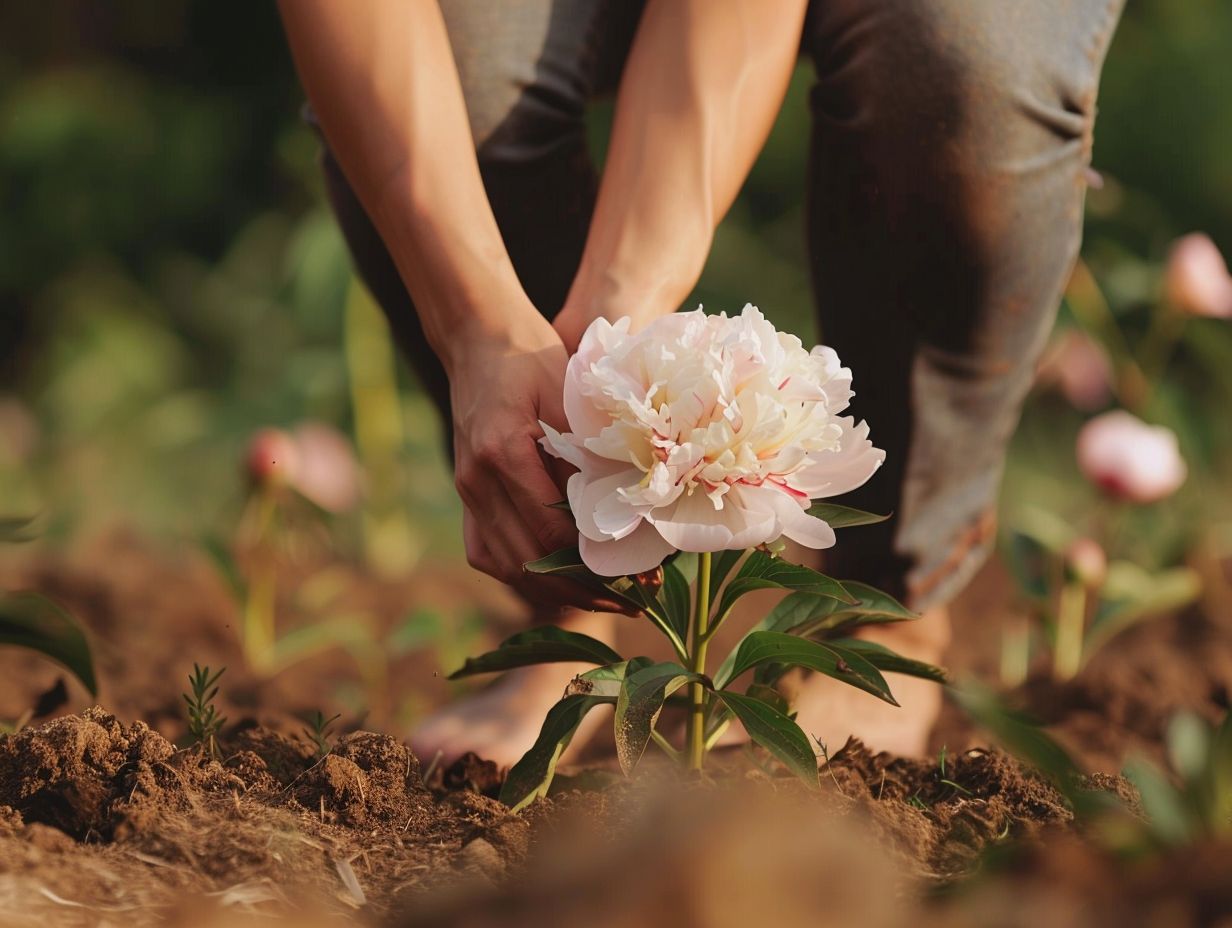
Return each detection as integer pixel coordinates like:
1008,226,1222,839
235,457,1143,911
303,709,342,759
183,664,227,759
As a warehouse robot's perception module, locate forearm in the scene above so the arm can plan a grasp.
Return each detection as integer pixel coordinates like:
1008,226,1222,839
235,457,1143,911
278,0,540,370
561,0,808,338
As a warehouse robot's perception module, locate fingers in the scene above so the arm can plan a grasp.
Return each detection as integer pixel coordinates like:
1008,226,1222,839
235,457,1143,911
458,460,630,614
497,437,580,555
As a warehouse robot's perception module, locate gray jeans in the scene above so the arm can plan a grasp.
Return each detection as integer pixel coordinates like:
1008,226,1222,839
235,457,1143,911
320,0,1125,611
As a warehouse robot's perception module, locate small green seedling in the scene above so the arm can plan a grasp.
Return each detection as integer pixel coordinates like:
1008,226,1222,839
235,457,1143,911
184,664,227,759
303,709,342,759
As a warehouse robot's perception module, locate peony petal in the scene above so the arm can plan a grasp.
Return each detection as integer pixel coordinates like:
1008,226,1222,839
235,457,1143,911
570,468,645,541
649,488,777,552
538,421,586,470
790,417,885,498
580,520,677,577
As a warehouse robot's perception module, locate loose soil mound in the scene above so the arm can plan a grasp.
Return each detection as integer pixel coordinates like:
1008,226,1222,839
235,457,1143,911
0,708,525,924
0,706,1130,926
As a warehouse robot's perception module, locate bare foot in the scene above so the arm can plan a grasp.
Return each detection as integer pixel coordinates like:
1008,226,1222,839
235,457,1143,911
719,606,951,759
410,611,617,769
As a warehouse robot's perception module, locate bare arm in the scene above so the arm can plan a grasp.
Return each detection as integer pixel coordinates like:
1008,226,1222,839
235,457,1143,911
278,1,619,610
555,0,809,348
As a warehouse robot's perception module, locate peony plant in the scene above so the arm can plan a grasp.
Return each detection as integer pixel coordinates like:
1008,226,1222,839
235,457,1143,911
451,306,945,810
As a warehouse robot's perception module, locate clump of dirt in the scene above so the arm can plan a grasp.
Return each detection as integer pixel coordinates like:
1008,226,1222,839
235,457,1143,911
0,708,522,923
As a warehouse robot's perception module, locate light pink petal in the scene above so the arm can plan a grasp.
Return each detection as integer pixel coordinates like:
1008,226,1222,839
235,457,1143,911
1077,410,1186,503
580,520,676,577
565,318,629,439
737,485,836,550
290,423,361,512
649,489,776,552
538,421,586,469
791,417,885,498
571,468,644,542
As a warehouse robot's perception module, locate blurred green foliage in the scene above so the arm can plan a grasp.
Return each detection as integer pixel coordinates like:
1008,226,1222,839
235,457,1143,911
0,1,1230,562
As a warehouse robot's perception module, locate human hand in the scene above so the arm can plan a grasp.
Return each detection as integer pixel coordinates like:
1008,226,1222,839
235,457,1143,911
447,314,632,614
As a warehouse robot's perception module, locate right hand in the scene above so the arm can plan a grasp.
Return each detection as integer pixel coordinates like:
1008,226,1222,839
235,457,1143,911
446,315,632,615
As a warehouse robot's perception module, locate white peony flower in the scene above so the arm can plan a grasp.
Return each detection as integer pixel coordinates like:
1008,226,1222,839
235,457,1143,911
539,305,885,576
1076,410,1187,504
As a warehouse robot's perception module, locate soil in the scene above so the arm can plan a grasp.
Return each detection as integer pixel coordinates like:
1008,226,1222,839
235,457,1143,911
1,533,1231,926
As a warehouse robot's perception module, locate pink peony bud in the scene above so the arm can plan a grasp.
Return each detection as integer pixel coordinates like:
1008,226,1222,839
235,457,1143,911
1165,233,1232,319
289,422,361,513
246,428,299,488
1076,411,1186,504
1064,537,1108,588
1036,329,1113,411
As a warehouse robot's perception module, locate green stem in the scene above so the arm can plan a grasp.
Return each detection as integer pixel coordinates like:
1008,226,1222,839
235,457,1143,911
686,551,713,772
1053,580,1087,680
243,488,279,671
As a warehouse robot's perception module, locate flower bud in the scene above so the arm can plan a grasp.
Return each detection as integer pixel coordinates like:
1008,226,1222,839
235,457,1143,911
633,567,664,592
1064,537,1107,588
1076,411,1186,504
290,422,361,513
246,428,299,489
1165,233,1232,319
1036,329,1112,411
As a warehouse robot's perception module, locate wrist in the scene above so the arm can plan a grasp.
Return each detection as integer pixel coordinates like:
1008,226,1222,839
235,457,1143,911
558,266,700,349
440,295,558,376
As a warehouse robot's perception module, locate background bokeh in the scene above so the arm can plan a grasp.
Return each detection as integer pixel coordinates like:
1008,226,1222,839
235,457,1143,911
2,3,1231,697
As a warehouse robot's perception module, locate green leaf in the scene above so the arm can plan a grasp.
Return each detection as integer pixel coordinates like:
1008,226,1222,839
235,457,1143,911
525,547,686,657
0,516,37,544
201,535,245,598
0,592,97,695
1165,712,1211,784
718,631,896,704
714,551,855,622
1087,563,1201,656
577,657,655,699
828,638,948,684
804,502,890,529
708,549,746,595
669,551,699,586
449,626,624,679
1125,758,1193,845
1209,712,1232,835
716,690,817,786
744,682,791,716
712,583,916,685
500,695,613,811
1002,529,1057,601
656,561,691,644
614,662,708,775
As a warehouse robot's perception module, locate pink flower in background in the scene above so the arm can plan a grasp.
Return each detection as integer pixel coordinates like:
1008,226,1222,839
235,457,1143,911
1064,537,1108,588
246,428,299,488
1076,410,1186,504
1036,329,1113,411
290,422,361,513
245,423,361,512
539,306,885,576
1165,233,1232,319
